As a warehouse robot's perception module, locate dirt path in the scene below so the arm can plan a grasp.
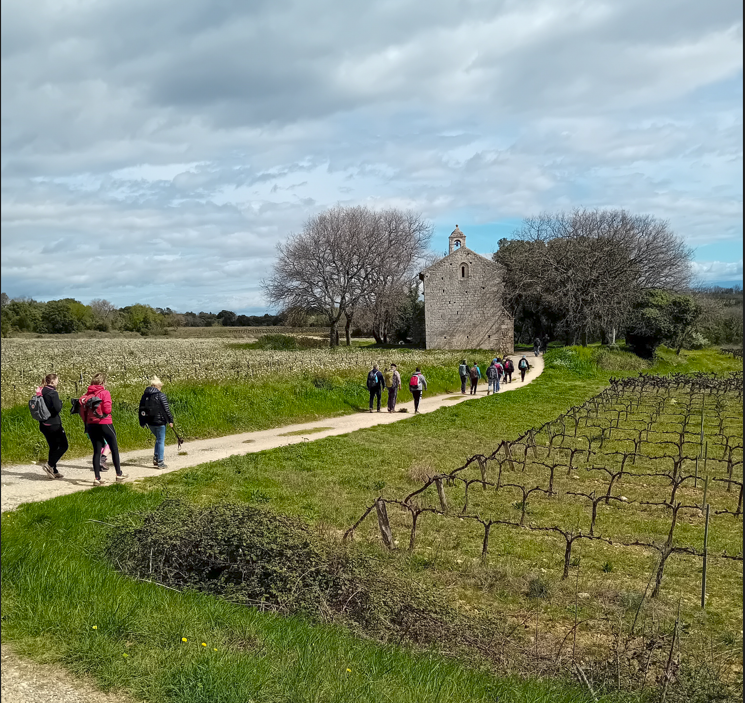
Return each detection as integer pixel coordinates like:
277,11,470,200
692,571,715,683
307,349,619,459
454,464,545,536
1,645,134,703
1,355,544,513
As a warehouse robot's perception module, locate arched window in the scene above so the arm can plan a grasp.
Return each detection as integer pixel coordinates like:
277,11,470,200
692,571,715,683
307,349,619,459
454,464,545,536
454,239,461,248
460,263,469,279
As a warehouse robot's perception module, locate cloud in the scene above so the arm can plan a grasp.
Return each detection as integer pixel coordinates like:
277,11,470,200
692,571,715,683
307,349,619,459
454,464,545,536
1,0,742,311
691,259,743,283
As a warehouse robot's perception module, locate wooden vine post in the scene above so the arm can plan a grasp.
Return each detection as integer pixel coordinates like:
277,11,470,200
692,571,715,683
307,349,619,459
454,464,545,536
701,503,710,609
434,477,448,512
375,498,394,550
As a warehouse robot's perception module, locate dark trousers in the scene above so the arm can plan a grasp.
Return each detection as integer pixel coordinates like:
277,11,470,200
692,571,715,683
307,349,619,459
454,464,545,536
470,378,478,394
505,370,512,383
86,424,122,479
460,375,468,393
387,386,398,411
520,369,527,382
39,423,68,471
369,387,382,410
412,390,422,412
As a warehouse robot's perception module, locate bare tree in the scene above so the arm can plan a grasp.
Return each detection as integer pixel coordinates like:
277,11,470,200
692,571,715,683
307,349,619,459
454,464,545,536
494,209,693,345
263,206,432,347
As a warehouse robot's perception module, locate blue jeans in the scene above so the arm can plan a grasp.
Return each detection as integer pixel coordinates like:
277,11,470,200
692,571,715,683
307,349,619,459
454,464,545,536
149,424,166,462
489,378,500,393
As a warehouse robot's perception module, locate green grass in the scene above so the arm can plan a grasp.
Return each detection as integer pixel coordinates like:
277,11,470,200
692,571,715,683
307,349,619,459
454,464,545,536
2,346,741,702
3,492,607,703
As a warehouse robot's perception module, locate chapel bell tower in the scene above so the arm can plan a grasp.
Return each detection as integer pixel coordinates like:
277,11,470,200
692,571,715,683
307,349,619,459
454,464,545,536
449,225,466,254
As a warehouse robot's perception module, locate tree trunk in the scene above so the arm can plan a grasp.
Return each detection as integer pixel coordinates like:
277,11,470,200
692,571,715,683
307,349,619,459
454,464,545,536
329,320,338,347
581,329,588,347
344,314,353,346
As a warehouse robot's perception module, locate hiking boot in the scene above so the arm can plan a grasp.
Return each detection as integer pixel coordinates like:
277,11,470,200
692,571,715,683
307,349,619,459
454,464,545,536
93,478,106,486
42,463,56,479
115,473,128,483
157,462,168,470
153,458,159,467
53,471,64,479
369,409,373,413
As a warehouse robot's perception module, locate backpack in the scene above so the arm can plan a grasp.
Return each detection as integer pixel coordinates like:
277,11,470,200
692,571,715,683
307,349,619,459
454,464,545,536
486,365,497,380
29,390,51,422
367,370,379,390
505,359,514,372
469,366,479,380
458,363,467,376
79,393,107,420
70,398,81,415
495,363,504,377
409,374,421,391
519,359,528,370
139,390,164,426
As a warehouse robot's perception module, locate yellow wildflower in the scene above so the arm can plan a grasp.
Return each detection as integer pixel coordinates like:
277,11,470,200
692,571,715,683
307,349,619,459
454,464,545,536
181,637,188,642
92,626,97,630
346,668,352,673
201,643,207,647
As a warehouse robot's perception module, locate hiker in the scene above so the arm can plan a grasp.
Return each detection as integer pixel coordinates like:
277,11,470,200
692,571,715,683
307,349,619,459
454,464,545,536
542,334,550,354
458,359,469,394
33,373,67,479
366,364,386,413
486,359,500,396
468,363,481,395
533,336,542,356
504,357,514,383
80,372,127,486
138,376,174,468
84,433,111,472
409,367,427,413
386,363,402,413
518,355,531,382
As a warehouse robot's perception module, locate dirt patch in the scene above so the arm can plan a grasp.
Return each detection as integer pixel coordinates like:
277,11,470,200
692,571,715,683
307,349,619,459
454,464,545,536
1,644,134,703
278,427,333,437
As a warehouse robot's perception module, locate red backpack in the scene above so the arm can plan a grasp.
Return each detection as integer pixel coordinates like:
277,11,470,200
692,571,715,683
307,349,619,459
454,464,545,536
409,374,421,390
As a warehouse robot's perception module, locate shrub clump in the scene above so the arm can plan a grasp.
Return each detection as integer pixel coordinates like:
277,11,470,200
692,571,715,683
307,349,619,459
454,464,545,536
105,499,492,648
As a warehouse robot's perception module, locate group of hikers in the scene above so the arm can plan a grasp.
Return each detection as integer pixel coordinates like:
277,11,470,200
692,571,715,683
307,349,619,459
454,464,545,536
534,335,550,356
366,355,531,413
30,372,176,486
366,363,428,414
32,352,535,484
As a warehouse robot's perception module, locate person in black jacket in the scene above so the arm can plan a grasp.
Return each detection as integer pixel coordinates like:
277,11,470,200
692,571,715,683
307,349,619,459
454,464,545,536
38,373,67,479
138,376,174,468
366,364,385,413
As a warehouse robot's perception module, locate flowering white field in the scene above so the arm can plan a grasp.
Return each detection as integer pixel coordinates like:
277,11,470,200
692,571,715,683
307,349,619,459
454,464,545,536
1,338,466,407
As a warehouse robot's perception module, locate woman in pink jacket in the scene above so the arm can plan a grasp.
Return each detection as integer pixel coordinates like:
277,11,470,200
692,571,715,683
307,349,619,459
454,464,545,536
80,372,127,487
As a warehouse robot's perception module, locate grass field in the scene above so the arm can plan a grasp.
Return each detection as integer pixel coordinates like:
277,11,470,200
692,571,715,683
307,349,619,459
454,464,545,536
1,345,742,702
1,339,494,465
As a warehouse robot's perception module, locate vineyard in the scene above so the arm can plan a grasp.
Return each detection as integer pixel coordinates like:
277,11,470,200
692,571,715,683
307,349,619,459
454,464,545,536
345,371,744,690
0,338,465,409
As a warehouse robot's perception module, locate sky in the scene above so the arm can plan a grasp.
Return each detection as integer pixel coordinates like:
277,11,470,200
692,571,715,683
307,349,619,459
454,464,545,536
1,0,742,314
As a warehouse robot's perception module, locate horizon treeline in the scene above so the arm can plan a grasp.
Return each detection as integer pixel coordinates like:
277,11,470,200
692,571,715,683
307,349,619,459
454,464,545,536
0,292,309,336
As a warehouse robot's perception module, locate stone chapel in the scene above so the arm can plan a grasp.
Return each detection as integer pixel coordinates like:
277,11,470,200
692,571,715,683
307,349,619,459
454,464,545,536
419,226,514,351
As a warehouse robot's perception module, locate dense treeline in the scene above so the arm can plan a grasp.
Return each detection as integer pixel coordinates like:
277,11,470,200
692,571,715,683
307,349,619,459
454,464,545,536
494,208,742,355
0,293,287,336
